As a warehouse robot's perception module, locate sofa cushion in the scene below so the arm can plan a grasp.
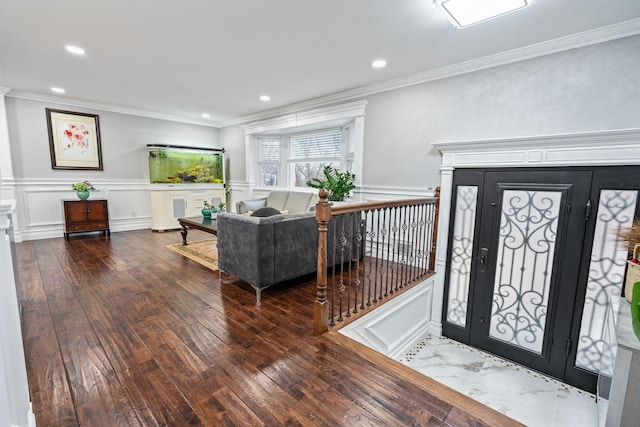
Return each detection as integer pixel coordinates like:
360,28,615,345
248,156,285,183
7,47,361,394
266,191,289,211
238,198,267,213
273,213,318,283
251,207,281,217
283,192,313,213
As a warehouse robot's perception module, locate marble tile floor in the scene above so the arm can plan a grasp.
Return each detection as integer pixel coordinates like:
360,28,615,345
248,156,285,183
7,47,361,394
401,336,599,427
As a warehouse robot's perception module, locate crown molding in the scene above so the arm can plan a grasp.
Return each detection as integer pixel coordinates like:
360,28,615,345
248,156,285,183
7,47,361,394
4,18,640,130
5,91,222,128
432,127,640,152
222,18,640,128
241,100,368,134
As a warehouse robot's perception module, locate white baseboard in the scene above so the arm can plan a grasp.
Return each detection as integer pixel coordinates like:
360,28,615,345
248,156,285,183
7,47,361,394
19,217,152,241
426,321,443,338
27,403,36,427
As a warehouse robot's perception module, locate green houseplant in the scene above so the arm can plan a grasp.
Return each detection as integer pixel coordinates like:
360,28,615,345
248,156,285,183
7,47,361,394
306,166,356,202
71,180,96,200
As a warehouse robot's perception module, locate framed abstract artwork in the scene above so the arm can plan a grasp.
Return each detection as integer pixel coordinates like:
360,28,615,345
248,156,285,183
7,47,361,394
46,109,103,170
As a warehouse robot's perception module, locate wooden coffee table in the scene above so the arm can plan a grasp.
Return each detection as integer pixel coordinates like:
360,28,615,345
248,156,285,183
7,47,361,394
177,217,217,245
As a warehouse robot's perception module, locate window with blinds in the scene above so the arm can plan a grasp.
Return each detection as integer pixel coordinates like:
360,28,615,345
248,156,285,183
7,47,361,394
288,130,342,187
254,128,348,188
257,137,280,187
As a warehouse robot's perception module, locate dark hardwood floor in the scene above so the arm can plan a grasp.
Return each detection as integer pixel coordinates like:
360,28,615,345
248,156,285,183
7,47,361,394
16,229,521,426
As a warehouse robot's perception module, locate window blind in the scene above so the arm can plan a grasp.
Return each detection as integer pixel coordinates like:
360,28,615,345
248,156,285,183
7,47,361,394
289,130,341,160
257,138,280,162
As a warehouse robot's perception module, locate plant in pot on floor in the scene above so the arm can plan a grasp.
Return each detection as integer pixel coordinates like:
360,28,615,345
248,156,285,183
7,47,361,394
72,180,96,200
306,166,356,202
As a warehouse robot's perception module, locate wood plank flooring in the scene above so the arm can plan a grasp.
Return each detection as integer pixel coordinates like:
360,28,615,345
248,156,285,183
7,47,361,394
16,229,522,426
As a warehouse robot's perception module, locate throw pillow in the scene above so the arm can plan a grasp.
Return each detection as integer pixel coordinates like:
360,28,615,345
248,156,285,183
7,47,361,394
250,207,281,217
240,199,267,213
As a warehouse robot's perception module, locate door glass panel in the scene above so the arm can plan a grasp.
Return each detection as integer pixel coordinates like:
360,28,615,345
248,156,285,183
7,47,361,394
446,185,478,327
489,189,562,354
576,190,638,373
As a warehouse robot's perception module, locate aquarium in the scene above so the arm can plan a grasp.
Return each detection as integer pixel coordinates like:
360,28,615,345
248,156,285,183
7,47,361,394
147,145,225,184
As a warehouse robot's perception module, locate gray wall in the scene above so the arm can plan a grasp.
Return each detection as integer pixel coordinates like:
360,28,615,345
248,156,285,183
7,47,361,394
220,124,246,182
221,35,640,190
6,98,220,181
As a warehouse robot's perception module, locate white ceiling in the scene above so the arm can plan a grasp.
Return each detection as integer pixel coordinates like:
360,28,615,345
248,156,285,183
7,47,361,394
1,0,640,127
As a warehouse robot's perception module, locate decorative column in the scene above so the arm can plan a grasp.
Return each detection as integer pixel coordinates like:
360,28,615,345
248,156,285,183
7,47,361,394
0,88,15,201
430,166,454,336
0,200,33,426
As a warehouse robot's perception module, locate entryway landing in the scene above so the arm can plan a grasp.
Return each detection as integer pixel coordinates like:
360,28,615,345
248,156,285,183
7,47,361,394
402,335,599,427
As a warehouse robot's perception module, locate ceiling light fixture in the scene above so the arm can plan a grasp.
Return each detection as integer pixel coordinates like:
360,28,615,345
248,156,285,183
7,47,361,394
50,87,66,94
260,95,271,102
434,0,534,28
202,113,211,118
371,59,387,68
65,45,86,55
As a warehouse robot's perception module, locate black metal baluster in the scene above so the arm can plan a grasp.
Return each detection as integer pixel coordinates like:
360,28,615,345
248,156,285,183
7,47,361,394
364,211,372,307
356,212,364,311
385,207,393,295
421,202,429,275
381,208,388,298
410,204,419,282
392,206,399,292
333,216,344,322
374,208,382,302
418,202,427,277
400,205,408,288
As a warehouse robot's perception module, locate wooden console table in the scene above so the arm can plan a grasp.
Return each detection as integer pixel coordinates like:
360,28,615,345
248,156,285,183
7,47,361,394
63,199,110,241
177,216,217,245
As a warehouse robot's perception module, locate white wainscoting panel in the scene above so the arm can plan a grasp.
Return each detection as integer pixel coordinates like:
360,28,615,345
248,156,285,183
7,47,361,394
339,276,436,360
105,188,151,221
13,179,152,241
227,181,251,213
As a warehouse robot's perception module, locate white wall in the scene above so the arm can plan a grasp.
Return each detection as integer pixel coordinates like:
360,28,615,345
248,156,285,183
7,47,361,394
5,97,220,240
221,35,640,194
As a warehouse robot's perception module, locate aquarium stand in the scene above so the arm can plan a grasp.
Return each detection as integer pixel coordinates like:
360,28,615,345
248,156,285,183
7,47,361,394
150,186,225,231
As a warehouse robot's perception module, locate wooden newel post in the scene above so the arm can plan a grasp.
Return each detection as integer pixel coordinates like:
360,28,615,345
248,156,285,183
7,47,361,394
429,186,441,272
314,189,331,334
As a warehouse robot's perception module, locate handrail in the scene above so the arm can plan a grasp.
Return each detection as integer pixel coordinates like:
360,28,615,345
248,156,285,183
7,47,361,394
314,187,440,334
329,197,437,215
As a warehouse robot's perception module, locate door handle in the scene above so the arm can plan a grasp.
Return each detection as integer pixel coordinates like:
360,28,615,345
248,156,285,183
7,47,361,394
479,247,489,273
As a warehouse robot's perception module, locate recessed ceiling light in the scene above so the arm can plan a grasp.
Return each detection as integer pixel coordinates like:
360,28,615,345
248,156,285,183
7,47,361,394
260,95,271,102
371,59,387,68
435,0,533,28
65,45,86,55
202,113,211,118
51,87,66,94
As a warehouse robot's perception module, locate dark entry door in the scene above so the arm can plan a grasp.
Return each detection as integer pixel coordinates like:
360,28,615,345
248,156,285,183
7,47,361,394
443,167,640,391
468,170,592,379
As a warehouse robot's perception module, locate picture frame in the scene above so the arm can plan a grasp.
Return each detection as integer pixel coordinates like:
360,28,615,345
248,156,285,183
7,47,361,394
46,108,103,170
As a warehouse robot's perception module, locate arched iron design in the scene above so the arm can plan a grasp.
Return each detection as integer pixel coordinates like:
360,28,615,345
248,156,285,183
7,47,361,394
488,190,562,353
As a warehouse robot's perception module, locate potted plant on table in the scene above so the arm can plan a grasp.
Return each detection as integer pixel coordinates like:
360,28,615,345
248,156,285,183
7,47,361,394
72,180,96,200
306,166,356,202
202,201,213,219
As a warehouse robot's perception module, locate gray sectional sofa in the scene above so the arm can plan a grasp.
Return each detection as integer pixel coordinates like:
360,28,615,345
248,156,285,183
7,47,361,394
217,211,319,302
217,204,361,302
